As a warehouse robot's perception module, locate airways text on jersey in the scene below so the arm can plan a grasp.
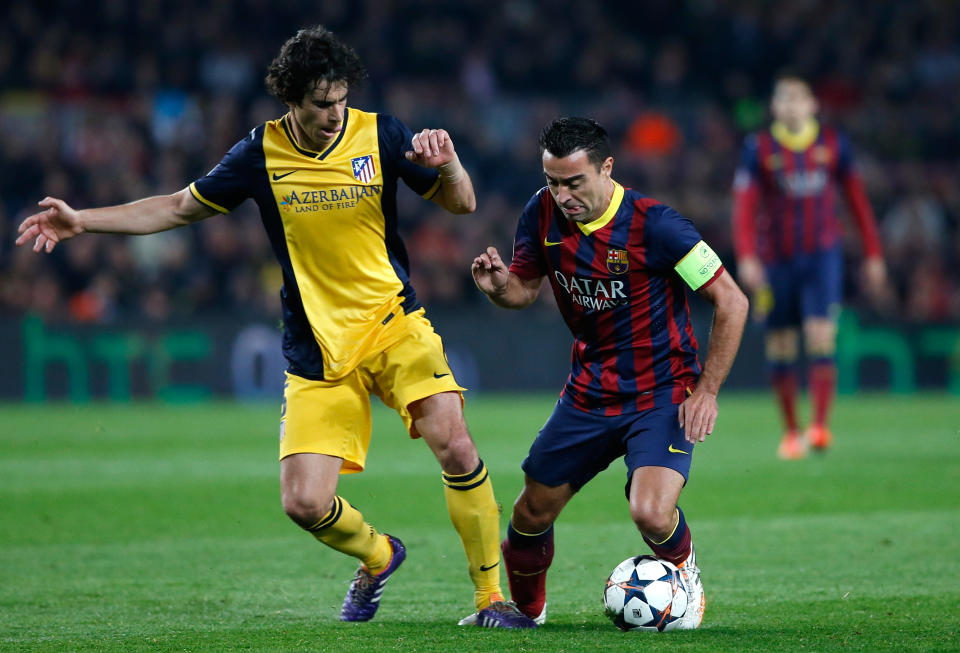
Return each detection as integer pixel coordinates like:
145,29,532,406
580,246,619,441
553,271,629,311
777,169,827,198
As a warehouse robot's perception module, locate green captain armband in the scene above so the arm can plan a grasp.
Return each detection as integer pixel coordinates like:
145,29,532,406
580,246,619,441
674,240,722,290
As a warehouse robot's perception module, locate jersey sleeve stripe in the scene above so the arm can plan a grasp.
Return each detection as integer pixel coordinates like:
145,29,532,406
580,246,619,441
189,182,230,214
421,176,442,200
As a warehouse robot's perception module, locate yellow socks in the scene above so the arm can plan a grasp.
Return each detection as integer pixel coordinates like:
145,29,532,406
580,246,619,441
307,461,504,610
307,496,393,575
442,460,504,610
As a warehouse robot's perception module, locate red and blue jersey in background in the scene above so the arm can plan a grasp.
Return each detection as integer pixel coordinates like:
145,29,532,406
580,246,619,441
732,120,883,263
509,182,723,416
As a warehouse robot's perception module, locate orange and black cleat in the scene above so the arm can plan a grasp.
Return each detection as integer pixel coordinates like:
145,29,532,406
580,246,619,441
805,425,833,451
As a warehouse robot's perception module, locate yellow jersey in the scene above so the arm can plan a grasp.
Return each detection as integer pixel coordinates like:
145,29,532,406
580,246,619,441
190,108,441,379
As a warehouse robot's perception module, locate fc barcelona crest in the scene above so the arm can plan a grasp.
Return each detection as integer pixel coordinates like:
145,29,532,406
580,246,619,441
351,154,376,183
607,248,629,274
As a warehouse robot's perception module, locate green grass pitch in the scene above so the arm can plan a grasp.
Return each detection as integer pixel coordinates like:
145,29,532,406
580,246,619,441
1,394,958,651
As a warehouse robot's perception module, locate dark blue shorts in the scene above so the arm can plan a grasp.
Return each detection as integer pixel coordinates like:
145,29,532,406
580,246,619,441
521,398,694,495
765,245,843,329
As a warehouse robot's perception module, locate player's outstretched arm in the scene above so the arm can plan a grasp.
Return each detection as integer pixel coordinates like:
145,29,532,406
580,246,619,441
471,246,542,309
406,128,476,214
679,269,749,443
16,188,219,253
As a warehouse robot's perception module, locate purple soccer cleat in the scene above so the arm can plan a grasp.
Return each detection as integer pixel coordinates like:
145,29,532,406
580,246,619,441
339,534,406,622
473,601,539,628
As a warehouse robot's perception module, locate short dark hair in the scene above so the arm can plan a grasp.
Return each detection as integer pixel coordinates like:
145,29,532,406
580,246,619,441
538,117,613,169
265,25,368,104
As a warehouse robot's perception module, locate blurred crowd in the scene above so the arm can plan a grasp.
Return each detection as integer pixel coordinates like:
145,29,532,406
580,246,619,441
1,0,959,324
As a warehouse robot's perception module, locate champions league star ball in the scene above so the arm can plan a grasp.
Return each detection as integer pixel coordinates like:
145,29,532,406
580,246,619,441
603,555,688,631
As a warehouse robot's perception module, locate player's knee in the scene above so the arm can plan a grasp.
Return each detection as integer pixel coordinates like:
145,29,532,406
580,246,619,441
629,498,674,537
807,343,836,358
281,489,335,529
434,429,479,475
766,330,799,361
803,322,836,356
512,494,556,533
805,334,836,357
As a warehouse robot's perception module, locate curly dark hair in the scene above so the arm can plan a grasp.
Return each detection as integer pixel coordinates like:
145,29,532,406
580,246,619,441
265,25,368,104
538,117,612,169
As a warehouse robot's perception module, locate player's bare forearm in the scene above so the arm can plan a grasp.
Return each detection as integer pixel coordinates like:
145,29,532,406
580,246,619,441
483,273,541,309
735,256,766,294
695,270,749,395
472,247,542,309
434,157,476,214
680,271,747,442
17,188,216,254
82,188,217,234
409,130,476,214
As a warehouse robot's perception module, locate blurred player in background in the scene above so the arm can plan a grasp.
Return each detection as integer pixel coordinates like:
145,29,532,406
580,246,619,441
17,25,536,629
470,117,748,628
732,73,887,460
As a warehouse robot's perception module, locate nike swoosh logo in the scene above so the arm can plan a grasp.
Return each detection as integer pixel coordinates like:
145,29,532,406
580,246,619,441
511,569,545,577
433,372,449,379
479,562,499,572
668,445,690,455
544,239,563,246
272,171,296,181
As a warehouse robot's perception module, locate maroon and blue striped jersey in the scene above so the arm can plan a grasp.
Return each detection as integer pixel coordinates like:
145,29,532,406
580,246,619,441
732,120,883,264
509,182,723,415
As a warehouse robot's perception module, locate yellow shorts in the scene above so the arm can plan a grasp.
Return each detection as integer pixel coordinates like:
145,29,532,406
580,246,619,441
278,308,465,472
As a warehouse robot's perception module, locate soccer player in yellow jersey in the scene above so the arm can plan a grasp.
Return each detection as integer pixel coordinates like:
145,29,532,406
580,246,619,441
16,25,536,628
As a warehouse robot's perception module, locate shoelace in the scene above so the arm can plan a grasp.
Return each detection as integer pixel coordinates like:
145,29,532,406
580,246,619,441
488,601,522,615
347,568,376,603
680,563,701,587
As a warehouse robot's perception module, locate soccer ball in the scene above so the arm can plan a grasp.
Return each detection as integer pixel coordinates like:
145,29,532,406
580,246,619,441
603,555,688,631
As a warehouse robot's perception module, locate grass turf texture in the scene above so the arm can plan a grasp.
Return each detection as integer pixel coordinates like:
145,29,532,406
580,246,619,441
0,394,957,652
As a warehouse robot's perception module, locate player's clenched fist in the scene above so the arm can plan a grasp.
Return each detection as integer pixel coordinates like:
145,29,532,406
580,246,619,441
471,246,509,295
405,128,456,169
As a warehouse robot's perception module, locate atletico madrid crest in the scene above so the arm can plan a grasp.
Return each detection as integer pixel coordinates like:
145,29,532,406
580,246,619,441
351,155,376,183
607,248,629,274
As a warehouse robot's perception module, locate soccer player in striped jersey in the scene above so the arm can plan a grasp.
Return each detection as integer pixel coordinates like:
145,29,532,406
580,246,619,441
732,74,887,459
469,117,748,628
16,25,535,629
